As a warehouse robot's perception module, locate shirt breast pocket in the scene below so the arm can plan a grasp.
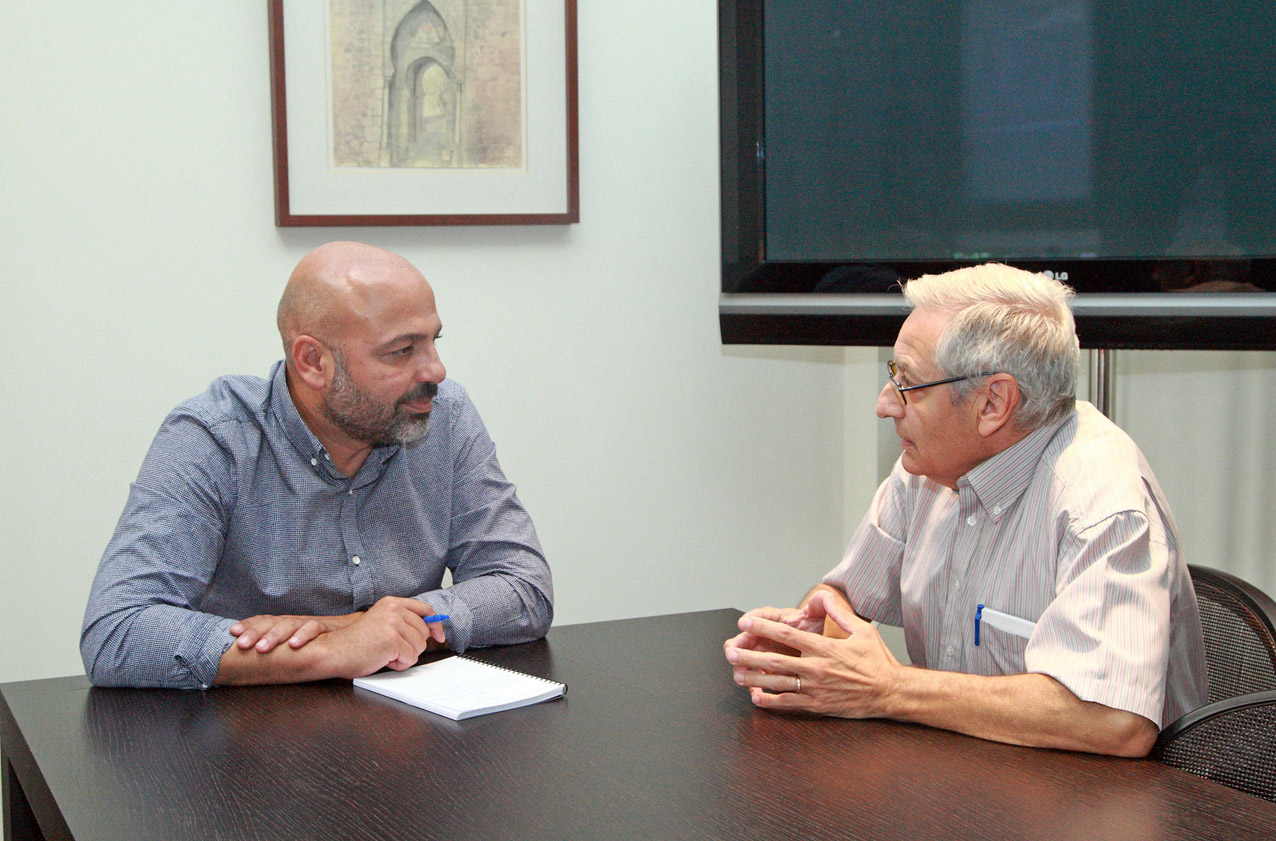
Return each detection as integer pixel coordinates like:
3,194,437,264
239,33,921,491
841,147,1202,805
974,623,1031,675
974,604,1035,676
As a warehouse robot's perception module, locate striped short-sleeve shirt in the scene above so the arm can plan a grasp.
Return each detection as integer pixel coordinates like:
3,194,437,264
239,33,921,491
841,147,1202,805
823,401,1207,728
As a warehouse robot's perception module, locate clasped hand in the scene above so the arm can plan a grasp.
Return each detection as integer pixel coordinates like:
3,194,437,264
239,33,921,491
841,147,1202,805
723,589,903,718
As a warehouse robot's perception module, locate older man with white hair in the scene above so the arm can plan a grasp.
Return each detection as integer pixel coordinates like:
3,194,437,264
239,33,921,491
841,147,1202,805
725,263,1206,757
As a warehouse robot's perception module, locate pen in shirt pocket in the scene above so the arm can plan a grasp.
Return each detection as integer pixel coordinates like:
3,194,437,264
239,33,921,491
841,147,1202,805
974,604,1036,645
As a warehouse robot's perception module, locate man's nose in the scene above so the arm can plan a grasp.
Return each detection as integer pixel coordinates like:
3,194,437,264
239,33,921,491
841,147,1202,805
876,382,902,419
419,348,446,384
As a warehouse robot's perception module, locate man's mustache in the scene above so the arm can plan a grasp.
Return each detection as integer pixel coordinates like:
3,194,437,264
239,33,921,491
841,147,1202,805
399,381,439,405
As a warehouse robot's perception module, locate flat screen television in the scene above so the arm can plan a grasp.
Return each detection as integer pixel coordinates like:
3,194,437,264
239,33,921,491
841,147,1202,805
720,0,1276,349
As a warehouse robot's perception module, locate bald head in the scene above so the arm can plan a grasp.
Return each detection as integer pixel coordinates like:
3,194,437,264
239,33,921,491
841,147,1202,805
275,242,447,470
277,241,433,359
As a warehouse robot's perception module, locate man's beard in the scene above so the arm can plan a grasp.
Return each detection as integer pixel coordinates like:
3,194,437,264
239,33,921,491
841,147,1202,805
321,355,438,446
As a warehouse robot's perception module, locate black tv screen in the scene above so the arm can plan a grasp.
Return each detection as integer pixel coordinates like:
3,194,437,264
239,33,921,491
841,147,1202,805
720,0,1276,349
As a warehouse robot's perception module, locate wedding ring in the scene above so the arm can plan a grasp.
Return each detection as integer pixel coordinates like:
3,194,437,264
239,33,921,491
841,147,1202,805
796,676,802,694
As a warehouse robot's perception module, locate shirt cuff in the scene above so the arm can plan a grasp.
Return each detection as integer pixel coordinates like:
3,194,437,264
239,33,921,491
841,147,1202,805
173,614,237,690
413,591,475,653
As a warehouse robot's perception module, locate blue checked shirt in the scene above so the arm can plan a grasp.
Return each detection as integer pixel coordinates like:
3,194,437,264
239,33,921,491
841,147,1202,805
81,362,553,689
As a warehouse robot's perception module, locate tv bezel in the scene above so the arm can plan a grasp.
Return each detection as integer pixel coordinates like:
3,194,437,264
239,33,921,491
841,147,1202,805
719,0,1276,350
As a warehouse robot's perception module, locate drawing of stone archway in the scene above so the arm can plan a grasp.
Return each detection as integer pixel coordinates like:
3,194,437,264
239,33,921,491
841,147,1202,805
330,0,521,170
388,2,459,167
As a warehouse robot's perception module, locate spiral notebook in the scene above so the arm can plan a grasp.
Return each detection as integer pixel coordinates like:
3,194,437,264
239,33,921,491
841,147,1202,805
353,656,567,720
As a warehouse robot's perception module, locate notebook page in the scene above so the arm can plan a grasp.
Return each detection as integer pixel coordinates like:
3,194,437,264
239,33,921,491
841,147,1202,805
354,656,564,719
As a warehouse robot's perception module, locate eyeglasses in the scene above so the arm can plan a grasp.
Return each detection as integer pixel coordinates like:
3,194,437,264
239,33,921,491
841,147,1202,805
886,360,997,405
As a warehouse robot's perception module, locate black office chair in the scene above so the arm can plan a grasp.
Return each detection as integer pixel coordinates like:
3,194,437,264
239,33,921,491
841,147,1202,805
1151,565,1276,802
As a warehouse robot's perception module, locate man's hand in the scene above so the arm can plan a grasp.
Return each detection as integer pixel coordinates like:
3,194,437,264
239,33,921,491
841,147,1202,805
216,597,448,685
230,613,359,653
318,596,446,678
726,590,902,717
723,604,822,660
722,584,853,661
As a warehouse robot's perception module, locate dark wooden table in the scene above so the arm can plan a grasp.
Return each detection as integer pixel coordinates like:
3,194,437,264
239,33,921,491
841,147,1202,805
5,609,1276,840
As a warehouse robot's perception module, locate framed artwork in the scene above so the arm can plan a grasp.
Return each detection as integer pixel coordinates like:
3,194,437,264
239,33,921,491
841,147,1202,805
269,0,579,226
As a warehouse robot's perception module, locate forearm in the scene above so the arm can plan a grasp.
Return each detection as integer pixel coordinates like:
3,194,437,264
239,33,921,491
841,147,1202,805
216,597,442,685
217,629,441,685
885,668,1158,757
215,634,347,686
217,610,378,685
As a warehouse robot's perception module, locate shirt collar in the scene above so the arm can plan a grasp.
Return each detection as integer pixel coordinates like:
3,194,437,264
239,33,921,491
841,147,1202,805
959,407,1077,519
268,360,329,466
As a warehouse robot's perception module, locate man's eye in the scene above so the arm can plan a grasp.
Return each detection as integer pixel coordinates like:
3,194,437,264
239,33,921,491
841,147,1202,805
390,346,413,357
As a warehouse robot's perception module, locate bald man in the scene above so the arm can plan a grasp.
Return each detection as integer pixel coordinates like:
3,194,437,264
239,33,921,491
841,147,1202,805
81,242,553,688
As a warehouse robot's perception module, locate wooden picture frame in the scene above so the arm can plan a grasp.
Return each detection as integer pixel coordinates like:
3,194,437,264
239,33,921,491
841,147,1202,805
269,0,579,226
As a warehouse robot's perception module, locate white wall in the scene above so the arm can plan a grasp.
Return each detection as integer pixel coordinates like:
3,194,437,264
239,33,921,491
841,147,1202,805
1115,350,1276,595
0,1,877,686
2,3,1274,695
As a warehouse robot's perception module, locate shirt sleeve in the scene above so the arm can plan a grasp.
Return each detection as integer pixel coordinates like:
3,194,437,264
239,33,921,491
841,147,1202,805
1024,508,1173,726
822,462,910,625
411,386,553,652
80,410,239,689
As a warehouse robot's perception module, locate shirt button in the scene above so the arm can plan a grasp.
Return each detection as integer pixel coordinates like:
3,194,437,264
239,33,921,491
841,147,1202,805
352,556,361,566
991,505,1002,516
966,515,976,526
945,645,954,657
954,580,962,591
310,457,318,466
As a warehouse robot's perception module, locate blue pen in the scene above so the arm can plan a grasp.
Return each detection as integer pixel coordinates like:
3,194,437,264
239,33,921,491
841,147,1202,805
423,614,450,623
974,604,984,646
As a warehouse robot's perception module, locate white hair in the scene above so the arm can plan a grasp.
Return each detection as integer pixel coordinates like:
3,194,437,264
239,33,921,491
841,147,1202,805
902,263,1080,430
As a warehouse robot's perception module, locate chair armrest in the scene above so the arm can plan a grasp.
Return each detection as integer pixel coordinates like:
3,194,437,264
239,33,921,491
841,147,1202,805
1152,689,1276,802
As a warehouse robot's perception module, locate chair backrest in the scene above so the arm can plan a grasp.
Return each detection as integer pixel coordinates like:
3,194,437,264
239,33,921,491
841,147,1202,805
1150,567,1276,802
1189,565,1276,704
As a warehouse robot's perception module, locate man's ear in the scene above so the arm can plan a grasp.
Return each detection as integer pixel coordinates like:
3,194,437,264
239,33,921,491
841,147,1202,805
290,335,332,390
975,374,1020,438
